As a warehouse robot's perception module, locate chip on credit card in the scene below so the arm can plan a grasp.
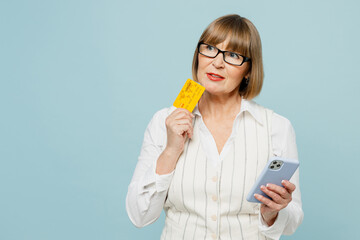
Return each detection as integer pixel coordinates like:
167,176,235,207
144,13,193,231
173,79,205,112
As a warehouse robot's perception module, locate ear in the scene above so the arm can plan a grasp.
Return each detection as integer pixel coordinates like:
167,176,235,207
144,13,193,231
245,64,251,79
244,67,251,78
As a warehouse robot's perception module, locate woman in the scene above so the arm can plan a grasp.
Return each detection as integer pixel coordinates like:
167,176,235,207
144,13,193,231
126,14,303,240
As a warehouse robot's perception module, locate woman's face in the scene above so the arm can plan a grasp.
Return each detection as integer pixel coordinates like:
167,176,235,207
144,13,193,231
197,37,250,97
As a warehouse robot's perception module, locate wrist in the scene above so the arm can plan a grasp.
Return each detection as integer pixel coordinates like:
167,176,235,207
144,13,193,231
156,148,182,175
261,211,278,226
164,146,183,156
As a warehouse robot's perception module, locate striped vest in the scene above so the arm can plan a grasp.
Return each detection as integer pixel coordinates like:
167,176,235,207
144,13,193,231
161,105,274,240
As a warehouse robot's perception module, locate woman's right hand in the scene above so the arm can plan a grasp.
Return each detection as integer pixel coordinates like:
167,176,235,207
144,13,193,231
164,108,195,155
156,108,194,175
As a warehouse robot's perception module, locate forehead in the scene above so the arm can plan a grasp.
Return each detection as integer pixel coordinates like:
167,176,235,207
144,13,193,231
203,31,250,56
213,38,231,50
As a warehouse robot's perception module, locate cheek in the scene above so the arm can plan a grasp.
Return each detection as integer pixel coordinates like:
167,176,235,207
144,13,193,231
230,68,248,82
197,61,205,73
197,56,211,73
197,63,207,80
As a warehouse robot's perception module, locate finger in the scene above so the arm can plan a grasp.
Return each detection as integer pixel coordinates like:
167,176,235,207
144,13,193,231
171,124,190,136
174,113,194,122
266,183,291,199
182,123,194,139
174,118,193,126
260,185,286,204
172,111,189,120
173,108,194,119
177,107,194,116
175,121,193,133
282,180,296,193
188,125,194,138
254,194,282,212
166,114,192,129
187,131,192,139
174,123,194,138
169,117,193,129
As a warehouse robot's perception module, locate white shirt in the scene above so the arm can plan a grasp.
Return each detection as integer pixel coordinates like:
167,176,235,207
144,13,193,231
126,99,303,239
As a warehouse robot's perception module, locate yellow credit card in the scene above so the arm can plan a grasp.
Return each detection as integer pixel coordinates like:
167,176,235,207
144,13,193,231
173,79,205,112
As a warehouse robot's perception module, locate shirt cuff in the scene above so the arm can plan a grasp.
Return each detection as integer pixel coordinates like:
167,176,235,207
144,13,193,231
155,170,174,192
258,208,289,240
139,164,174,194
153,157,174,192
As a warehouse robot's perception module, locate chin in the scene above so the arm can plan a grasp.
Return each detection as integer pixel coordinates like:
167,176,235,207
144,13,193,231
203,86,223,95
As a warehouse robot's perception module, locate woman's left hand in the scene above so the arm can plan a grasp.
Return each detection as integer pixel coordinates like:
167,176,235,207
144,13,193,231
254,180,296,226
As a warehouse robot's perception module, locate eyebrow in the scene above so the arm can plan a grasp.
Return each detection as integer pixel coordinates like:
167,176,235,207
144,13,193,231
210,44,241,55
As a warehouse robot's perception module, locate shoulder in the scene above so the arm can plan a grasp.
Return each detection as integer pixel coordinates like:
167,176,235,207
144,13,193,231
257,101,295,137
247,100,296,153
248,100,294,130
144,106,174,142
244,100,277,127
272,112,294,132
151,105,176,119
270,111,297,158
148,105,175,128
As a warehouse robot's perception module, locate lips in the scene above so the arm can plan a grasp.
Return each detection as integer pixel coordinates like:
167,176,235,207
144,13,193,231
206,72,225,81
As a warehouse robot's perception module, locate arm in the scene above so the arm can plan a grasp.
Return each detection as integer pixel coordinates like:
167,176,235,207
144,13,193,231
257,114,304,239
125,109,173,228
126,107,194,227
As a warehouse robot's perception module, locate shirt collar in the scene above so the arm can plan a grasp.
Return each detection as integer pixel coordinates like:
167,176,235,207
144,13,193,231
240,98,264,125
192,97,264,125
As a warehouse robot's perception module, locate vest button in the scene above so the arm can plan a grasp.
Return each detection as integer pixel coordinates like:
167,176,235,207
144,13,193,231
212,195,217,201
212,176,218,182
211,215,217,221
211,233,217,239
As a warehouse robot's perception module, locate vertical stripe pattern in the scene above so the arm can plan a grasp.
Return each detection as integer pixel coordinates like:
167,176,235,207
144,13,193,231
161,106,274,240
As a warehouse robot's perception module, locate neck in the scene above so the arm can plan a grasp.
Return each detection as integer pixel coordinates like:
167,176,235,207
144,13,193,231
198,91,242,120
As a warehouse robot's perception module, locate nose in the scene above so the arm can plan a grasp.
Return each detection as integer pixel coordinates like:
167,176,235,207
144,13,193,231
212,52,225,68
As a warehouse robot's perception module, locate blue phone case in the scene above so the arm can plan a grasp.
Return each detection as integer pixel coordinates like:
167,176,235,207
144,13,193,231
246,157,299,203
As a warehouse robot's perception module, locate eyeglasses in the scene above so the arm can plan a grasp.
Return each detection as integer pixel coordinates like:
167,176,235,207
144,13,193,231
197,42,251,66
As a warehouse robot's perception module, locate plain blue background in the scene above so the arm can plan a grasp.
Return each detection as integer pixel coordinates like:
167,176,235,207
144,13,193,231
1,0,359,239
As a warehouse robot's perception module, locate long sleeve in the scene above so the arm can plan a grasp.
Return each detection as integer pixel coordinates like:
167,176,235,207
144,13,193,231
126,108,174,228
258,113,304,239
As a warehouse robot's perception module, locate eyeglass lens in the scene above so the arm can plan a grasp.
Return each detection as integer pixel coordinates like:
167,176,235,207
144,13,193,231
199,43,245,66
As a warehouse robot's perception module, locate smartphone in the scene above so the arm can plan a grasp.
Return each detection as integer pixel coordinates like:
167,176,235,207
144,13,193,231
246,157,299,203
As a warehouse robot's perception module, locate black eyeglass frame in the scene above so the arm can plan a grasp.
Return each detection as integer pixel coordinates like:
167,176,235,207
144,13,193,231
197,42,251,66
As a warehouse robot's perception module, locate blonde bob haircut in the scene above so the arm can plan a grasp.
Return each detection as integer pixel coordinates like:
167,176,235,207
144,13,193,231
192,14,264,100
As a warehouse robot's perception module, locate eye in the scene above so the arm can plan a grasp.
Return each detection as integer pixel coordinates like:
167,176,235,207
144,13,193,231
229,52,240,59
206,45,215,51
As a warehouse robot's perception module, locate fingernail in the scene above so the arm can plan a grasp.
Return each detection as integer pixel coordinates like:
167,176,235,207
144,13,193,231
260,185,265,189
266,184,269,187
